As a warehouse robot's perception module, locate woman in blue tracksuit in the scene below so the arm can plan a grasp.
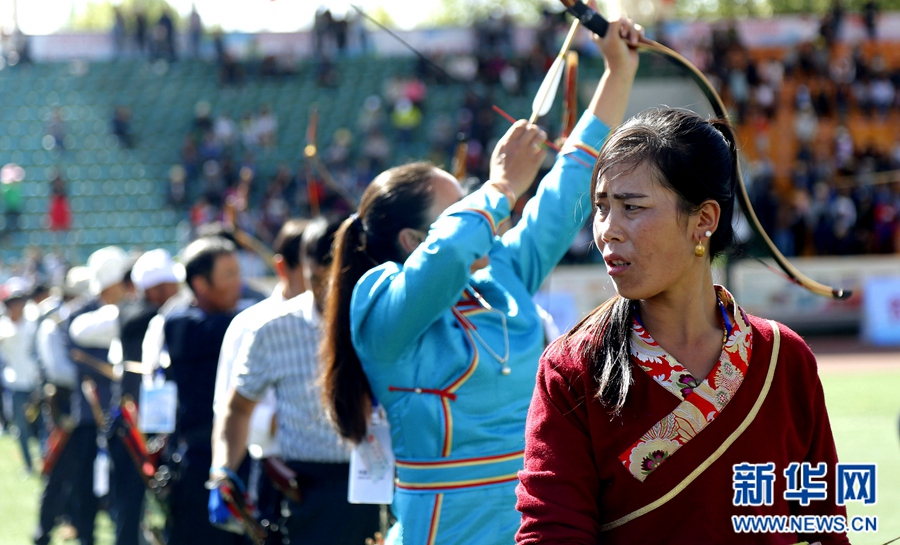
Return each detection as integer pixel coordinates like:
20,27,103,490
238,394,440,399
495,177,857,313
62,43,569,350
321,19,640,545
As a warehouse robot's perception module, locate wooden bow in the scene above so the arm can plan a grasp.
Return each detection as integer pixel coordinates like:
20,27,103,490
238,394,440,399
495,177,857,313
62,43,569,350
558,50,579,144
451,132,468,181
558,0,849,299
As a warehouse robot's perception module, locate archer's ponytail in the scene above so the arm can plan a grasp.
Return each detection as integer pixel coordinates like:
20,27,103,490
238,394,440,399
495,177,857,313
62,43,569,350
320,162,437,443
707,118,738,258
320,216,376,443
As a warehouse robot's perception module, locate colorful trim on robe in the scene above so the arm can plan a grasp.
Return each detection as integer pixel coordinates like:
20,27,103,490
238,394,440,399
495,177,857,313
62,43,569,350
426,494,443,545
619,286,753,481
395,450,524,491
459,208,506,237
387,289,496,458
570,142,600,159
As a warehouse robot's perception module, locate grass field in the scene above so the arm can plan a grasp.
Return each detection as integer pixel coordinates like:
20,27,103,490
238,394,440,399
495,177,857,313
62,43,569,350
818,365,900,545
0,433,114,545
0,344,897,545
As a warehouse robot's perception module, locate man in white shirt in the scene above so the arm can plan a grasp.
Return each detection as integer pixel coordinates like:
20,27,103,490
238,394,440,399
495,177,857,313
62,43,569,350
213,219,307,461
211,217,379,543
208,219,306,539
0,276,41,473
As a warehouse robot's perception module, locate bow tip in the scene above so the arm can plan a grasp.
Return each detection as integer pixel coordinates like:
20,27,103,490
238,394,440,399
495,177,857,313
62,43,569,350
832,288,852,300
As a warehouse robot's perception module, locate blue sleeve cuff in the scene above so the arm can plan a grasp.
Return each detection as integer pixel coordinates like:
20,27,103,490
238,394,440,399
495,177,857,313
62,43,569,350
562,113,609,166
570,112,609,150
441,185,511,237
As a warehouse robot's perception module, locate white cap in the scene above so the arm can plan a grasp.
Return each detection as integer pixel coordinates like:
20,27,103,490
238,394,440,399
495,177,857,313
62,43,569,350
87,246,129,296
1,276,30,301
130,249,185,291
64,266,91,298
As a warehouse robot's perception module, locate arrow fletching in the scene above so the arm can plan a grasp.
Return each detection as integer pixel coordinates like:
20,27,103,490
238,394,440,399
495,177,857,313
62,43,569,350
532,56,565,120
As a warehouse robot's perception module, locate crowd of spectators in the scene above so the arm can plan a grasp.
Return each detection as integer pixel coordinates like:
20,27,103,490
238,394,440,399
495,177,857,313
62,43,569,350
682,3,900,257
175,100,359,245
86,5,898,260
111,5,201,61
9,8,575,261
751,143,900,257
703,18,898,128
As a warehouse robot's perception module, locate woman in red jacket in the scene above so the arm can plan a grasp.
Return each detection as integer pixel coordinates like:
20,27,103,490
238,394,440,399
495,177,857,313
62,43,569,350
515,108,849,545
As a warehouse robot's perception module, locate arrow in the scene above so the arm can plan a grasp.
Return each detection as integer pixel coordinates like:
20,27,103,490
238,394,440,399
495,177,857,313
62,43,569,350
530,15,583,124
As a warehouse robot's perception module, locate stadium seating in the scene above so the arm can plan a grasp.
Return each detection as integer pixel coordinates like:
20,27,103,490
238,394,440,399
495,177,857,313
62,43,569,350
1,45,890,263
0,55,617,263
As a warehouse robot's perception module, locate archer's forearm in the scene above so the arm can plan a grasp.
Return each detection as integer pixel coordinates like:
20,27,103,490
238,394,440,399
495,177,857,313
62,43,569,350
210,397,255,473
589,67,637,129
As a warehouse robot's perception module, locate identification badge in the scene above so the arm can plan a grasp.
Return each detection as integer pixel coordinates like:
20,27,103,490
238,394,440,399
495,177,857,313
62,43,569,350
139,379,178,434
93,449,109,497
348,413,394,504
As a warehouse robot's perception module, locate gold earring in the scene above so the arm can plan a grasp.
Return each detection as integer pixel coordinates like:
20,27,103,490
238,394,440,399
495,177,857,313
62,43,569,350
695,230,712,257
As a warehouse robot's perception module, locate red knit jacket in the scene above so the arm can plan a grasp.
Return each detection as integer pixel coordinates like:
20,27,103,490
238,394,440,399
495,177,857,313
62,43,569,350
516,316,849,545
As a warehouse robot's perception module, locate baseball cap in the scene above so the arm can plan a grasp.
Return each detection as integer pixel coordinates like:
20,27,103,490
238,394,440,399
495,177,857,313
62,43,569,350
0,276,30,302
87,246,129,296
130,249,185,291
64,266,92,298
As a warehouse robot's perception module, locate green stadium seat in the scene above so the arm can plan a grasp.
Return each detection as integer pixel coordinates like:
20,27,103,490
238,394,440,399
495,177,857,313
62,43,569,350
0,55,506,261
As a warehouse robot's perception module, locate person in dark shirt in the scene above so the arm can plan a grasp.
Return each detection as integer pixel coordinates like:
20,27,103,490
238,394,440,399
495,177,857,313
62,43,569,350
108,249,182,545
34,247,130,545
161,237,243,544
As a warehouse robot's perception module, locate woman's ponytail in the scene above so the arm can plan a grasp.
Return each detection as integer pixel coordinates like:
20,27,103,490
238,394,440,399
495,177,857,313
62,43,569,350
320,215,377,443
319,162,438,443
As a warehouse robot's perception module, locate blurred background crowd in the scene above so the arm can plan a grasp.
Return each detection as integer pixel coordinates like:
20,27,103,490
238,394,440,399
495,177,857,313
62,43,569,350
0,0,896,542
0,1,895,283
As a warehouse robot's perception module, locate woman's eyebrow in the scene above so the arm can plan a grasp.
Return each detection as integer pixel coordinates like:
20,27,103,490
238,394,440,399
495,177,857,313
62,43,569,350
595,191,649,200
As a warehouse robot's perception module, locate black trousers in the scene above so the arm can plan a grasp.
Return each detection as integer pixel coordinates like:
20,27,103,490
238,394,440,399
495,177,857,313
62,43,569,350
108,435,145,545
283,461,380,545
248,457,286,544
34,425,98,545
166,443,245,545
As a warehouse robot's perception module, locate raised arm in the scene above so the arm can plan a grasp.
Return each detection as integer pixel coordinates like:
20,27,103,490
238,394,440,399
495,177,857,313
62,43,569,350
352,125,545,365
500,18,641,293
590,18,642,129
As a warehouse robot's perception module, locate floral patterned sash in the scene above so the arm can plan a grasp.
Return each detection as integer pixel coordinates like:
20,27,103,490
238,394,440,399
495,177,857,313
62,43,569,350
619,286,753,482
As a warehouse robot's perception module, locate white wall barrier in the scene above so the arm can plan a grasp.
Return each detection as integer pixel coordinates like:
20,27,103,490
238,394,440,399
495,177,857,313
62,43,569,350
728,256,899,333
536,256,900,342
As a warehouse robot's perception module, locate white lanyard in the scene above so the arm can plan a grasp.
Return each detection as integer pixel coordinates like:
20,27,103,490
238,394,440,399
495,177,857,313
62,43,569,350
465,287,511,375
